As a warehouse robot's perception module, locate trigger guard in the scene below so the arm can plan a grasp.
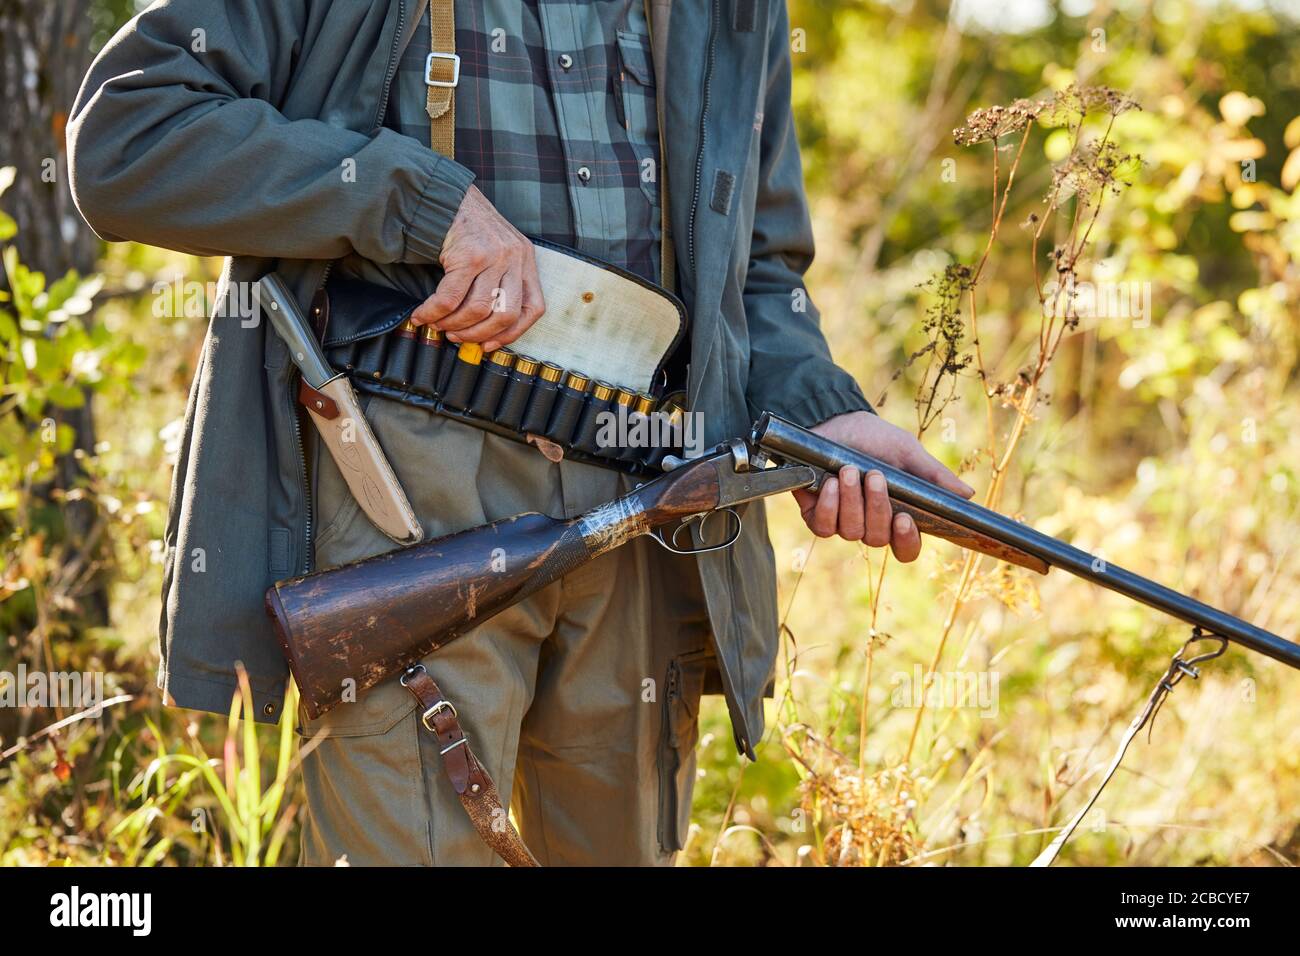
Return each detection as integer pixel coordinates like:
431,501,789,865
654,509,743,556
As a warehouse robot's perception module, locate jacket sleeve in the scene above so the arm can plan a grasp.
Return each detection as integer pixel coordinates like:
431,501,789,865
67,0,472,264
742,3,873,427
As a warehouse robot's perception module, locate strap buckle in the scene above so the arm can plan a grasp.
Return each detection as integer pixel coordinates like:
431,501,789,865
425,51,461,89
421,699,458,733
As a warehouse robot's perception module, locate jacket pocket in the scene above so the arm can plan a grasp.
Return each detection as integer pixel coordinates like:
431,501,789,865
657,648,711,853
615,31,660,207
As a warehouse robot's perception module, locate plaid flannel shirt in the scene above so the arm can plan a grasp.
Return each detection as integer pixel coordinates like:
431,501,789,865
387,0,662,283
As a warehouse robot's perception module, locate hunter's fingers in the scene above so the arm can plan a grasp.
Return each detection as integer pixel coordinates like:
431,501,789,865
803,477,839,538
414,266,476,326
476,270,525,352
521,244,545,318
442,270,513,339
863,470,892,548
836,466,864,540
483,315,531,354
890,512,922,563
791,487,817,515
485,268,546,352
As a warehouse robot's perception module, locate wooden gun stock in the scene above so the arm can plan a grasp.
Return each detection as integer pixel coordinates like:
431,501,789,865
268,455,725,719
269,512,578,719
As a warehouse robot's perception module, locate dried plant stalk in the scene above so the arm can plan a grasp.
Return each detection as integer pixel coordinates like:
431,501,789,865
784,85,1141,866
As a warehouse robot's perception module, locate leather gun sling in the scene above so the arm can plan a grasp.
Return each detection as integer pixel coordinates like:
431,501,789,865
402,666,539,867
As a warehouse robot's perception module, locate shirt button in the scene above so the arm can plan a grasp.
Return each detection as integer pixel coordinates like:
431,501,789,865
577,166,592,184
558,54,574,70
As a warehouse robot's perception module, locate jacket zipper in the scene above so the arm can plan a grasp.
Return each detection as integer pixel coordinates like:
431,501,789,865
372,0,409,134
294,0,409,574
290,400,313,574
686,0,718,271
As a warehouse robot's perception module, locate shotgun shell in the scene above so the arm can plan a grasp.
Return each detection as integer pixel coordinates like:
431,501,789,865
441,341,484,410
645,399,685,471
545,371,591,445
519,362,565,434
383,318,420,389
468,349,515,419
412,324,445,397
573,380,617,454
495,354,539,430
615,390,651,461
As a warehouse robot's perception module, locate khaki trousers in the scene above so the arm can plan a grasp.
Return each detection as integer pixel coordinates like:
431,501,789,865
298,396,710,866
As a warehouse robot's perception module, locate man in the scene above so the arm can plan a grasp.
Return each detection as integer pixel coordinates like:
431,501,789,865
69,0,972,866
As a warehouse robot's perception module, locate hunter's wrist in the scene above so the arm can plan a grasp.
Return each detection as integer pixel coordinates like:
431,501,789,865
403,153,477,264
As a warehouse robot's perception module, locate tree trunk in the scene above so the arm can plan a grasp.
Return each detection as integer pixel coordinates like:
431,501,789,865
1,0,108,626
0,0,98,275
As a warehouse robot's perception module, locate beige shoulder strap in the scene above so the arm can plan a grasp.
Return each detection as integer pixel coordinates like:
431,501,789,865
424,0,458,157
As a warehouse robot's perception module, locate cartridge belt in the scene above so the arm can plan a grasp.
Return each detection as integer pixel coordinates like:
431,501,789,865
314,253,690,475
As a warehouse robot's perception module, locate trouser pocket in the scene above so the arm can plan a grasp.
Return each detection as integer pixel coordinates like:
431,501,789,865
657,649,710,853
298,699,432,866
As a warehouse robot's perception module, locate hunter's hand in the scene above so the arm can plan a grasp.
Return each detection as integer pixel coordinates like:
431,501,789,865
411,185,545,352
792,411,975,562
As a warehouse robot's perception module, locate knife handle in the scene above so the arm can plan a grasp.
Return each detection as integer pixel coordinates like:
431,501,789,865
258,273,335,388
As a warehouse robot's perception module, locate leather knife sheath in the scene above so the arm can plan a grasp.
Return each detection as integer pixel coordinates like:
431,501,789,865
300,376,423,546
257,271,423,548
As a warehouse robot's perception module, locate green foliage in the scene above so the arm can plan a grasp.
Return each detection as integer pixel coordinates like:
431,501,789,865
108,673,302,867
0,170,144,509
0,167,203,865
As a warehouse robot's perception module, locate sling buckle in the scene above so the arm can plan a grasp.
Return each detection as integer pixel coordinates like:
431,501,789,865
425,51,461,88
422,699,458,732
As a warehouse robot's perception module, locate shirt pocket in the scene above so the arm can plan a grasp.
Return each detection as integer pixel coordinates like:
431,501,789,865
615,30,660,206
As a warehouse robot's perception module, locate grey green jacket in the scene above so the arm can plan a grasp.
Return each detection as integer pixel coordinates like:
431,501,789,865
67,0,870,756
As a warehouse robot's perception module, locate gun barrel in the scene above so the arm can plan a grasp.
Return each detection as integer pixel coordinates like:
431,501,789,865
753,412,1300,671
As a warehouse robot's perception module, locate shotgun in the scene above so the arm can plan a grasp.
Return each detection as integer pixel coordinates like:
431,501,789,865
267,413,1300,719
